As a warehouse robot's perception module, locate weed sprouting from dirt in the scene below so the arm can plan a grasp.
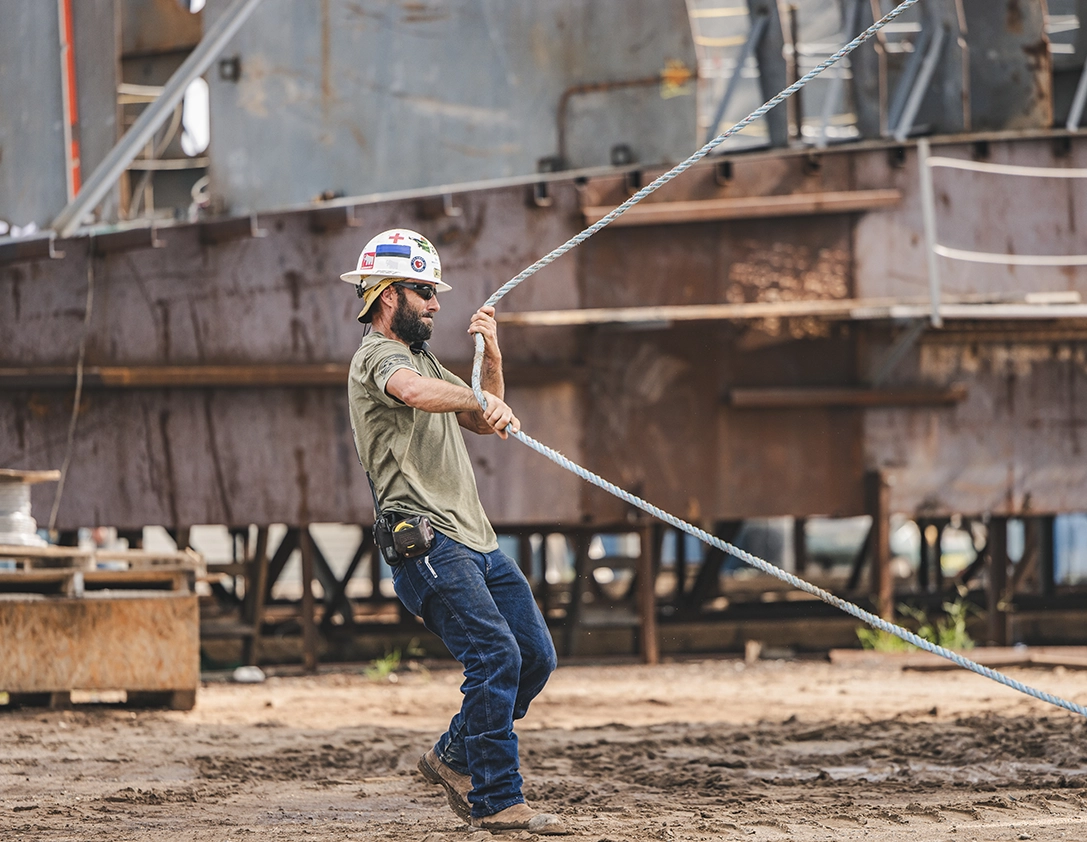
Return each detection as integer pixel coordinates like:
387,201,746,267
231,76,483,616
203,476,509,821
857,589,979,652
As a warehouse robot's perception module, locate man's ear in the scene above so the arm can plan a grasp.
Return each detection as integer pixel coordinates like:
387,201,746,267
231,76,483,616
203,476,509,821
375,284,397,316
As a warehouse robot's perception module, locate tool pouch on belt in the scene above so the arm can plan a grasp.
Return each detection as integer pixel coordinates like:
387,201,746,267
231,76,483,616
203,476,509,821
367,471,434,565
375,511,434,565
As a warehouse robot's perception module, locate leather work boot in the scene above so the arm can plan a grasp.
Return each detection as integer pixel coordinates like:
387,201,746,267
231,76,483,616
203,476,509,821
417,749,472,821
470,802,567,834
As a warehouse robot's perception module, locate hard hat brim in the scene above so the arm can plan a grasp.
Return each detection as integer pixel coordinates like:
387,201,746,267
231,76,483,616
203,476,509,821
341,270,451,293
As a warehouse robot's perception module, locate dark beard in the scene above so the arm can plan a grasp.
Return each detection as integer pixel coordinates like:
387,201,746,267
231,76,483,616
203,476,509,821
390,287,433,344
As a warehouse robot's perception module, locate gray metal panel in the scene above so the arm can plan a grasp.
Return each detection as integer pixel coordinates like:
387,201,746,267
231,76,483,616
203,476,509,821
0,0,119,230
74,0,122,224
853,136,1087,300
204,0,698,214
0,184,584,370
0,2,67,229
865,348,1087,516
850,0,969,139
961,0,1052,131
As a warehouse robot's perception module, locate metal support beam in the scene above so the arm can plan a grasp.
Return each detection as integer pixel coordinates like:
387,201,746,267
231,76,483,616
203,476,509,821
893,25,948,143
637,524,660,665
0,235,64,265
242,526,269,666
299,527,319,673
564,532,590,657
846,520,874,592
1068,55,1087,131
319,530,371,624
1039,515,1056,601
199,214,267,246
987,517,1009,646
887,24,933,132
792,517,807,575
705,14,769,145
933,521,945,591
51,0,264,237
817,0,863,149
917,138,944,327
92,226,164,256
307,534,356,629
917,518,931,591
748,0,789,148
868,319,928,386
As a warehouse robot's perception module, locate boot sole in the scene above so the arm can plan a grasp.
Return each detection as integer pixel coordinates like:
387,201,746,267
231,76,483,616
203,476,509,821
417,754,472,822
470,817,568,835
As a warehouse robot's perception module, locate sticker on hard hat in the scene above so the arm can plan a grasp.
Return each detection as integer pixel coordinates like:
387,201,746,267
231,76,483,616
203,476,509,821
411,237,435,254
411,256,427,272
361,252,375,270
375,244,412,257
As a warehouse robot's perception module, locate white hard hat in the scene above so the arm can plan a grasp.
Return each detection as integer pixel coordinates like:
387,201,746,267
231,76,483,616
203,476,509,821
340,228,450,292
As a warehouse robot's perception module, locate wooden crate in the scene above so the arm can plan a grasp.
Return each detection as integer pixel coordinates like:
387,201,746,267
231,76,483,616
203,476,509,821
0,544,203,710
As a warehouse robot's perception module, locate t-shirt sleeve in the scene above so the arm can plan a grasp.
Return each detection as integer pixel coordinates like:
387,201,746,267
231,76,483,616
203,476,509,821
357,340,417,407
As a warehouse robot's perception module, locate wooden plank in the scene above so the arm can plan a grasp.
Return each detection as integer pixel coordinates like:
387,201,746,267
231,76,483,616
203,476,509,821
499,298,887,327
93,548,203,567
0,570,80,596
0,469,61,484
83,569,188,589
0,544,93,561
829,646,1087,671
1029,652,1087,670
581,188,902,227
829,648,1030,669
728,385,968,409
496,296,1087,329
0,594,199,693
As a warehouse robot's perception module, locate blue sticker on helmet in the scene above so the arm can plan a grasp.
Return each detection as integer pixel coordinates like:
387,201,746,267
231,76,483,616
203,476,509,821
410,256,426,272
375,244,412,257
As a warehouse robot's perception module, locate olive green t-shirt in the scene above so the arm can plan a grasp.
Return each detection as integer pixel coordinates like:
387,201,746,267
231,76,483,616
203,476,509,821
348,331,498,553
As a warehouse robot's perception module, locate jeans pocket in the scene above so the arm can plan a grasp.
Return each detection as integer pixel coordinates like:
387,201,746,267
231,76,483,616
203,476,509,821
391,565,425,617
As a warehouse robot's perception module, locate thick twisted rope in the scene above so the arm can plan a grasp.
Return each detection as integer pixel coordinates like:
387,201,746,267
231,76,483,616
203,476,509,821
468,0,1087,718
509,430,1087,718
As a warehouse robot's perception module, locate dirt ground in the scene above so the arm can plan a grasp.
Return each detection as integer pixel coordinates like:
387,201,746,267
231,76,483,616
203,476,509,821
3,656,1087,841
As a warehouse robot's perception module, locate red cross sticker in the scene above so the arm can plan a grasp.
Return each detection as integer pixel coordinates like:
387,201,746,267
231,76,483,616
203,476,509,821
388,233,405,243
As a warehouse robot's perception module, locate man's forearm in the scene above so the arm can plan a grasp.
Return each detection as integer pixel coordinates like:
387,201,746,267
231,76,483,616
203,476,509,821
479,351,505,400
395,376,482,414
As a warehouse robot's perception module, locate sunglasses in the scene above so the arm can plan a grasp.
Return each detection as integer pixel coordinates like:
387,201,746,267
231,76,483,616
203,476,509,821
393,281,437,300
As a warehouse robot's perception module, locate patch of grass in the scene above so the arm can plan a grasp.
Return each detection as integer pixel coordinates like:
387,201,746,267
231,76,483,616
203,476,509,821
858,588,979,652
857,626,914,652
365,649,402,681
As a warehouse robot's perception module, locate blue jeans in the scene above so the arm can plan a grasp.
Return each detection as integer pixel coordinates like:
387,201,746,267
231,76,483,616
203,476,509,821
391,530,557,817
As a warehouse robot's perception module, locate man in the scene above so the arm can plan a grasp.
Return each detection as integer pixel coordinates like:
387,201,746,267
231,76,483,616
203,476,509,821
341,229,563,834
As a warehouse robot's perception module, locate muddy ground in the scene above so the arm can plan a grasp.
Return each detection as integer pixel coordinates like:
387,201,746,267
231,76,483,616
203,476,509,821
2,656,1087,841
